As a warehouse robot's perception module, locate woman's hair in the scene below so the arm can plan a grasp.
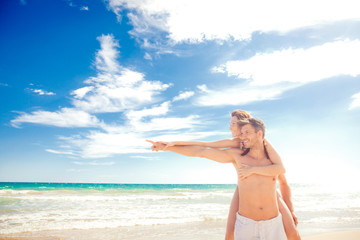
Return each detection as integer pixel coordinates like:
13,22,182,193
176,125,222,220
231,110,251,120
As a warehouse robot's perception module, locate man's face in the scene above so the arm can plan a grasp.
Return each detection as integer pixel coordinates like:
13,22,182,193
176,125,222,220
229,116,241,137
240,124,257,148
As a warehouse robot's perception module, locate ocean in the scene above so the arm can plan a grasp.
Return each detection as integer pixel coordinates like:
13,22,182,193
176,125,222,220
1,182,360,239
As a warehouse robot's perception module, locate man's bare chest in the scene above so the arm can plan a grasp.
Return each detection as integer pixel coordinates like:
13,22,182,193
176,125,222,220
234,154,272,167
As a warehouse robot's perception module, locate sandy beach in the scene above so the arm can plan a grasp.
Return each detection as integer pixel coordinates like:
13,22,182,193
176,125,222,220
1,229,360,240
303,229,360,240
0,220,227,240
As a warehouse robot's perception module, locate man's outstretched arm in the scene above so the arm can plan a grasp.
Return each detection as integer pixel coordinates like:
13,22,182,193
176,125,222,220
160,139,240,149
146,140,235,164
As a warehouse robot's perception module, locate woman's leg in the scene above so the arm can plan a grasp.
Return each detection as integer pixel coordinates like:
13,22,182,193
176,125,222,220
225,186,239,240
278,195,301,240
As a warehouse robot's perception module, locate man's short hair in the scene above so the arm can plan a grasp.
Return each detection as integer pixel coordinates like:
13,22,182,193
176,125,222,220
237,117,266,138
231,110,251,120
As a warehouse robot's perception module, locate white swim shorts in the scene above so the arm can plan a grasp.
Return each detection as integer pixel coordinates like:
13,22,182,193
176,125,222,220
234,212,287,240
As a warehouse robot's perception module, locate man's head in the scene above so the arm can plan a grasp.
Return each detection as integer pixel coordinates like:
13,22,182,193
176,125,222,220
237,118,266,148
229,110,251,137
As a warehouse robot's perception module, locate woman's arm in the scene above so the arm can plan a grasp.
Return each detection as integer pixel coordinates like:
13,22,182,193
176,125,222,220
263,138,282,162
278,174,298,226
161,138,241,149
265,139,298,225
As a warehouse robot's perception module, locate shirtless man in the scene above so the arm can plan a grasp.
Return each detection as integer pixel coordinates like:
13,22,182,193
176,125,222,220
150,110,300,240
148,117,287,240
233,118,287,239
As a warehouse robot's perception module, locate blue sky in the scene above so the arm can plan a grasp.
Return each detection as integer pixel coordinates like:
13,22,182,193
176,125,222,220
1,0,360,184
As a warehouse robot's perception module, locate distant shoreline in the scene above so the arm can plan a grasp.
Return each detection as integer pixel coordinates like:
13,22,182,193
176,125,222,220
0,181,238,185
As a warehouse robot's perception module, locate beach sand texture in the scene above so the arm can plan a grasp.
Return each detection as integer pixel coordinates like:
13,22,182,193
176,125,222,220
0,238,60,240
303,230,360,240
1,229,360,240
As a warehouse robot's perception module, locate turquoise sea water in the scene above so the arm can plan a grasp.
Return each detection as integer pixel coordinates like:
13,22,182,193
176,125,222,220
0,182,237,192
0,182,236,237
1,182,360,239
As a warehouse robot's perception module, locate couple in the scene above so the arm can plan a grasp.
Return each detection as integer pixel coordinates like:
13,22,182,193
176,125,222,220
147,110,301,240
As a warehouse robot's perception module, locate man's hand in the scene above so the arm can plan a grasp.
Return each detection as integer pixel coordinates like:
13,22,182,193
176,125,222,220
157,141,175,150
146,140,167,152
237,163,253,181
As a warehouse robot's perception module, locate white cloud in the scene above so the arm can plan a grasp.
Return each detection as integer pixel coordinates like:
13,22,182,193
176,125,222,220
13,34,172,129
211,66,225,74
214,40,360,86
198,40,360,106
71,86,94,99
349,92,360,110
197,84,210,93
11,108,101,128
55,128,225,159
126,101,171,120
124,101,201,133
72,70,171,113
45,149,75,155
129,115,201,132
30,89,55,96
49,105,203,158
172,91,194,102
11,33,206,159
72,161,115,166
63,131,150,158
144,52,152,60
71,34,172,113
95,34,121,73
10,32,220,160
107,0,360,45
80,6,89,11
196,84,292,106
